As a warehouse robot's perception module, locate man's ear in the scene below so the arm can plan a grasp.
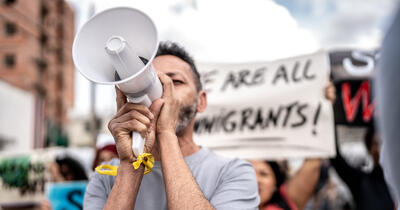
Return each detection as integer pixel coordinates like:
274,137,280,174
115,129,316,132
196,90,207,113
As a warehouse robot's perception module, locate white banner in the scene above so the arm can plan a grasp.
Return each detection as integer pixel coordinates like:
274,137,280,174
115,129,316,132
194,51,335,159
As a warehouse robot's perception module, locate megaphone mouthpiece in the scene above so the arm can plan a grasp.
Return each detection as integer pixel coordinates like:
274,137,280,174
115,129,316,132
105,36,126,54
105,35,145,80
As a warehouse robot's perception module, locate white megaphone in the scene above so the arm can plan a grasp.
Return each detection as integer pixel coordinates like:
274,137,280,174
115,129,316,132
72,7,162,157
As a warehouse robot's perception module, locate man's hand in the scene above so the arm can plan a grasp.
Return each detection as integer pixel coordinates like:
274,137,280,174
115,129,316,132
155,72,215,210
156,72,181,136
108,87,163,162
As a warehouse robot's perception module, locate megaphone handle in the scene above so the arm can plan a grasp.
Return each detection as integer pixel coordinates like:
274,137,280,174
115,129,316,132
127,94,151,157
132,132,145,157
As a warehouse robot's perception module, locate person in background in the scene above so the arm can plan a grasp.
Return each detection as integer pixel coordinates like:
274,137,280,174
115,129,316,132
323,80,394,210
251,159,321,210
331,123,394,210
92,133,119,170
326,79,394,210
250,82,336,210
49,155,88,182
41,155,88,210
306,160,354,210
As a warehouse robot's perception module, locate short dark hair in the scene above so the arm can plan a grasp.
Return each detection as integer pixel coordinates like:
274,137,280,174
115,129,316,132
156,41,202,91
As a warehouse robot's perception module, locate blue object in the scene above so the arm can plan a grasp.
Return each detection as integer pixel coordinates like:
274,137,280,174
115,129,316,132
46,181,88,210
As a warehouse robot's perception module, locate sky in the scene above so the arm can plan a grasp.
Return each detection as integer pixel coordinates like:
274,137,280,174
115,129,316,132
65,0,400,117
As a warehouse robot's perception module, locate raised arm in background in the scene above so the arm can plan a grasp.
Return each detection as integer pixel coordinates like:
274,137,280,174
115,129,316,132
325,81,363,194
286,159,321,210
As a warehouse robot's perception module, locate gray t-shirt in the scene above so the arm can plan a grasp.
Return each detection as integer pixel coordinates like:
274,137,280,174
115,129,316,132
84,148,259,210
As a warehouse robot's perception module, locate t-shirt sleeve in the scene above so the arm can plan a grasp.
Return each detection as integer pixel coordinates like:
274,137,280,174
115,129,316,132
83,171,110,210
210,159,260,210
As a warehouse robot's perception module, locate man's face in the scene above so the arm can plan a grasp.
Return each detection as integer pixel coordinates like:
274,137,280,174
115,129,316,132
153,55,199,133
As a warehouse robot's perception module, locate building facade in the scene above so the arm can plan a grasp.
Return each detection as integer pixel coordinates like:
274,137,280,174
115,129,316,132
0,0,74,149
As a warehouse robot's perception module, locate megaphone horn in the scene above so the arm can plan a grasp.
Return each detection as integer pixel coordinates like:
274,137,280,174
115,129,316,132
72,7,162,157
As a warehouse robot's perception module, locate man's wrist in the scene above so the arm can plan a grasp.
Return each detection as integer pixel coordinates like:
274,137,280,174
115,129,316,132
120,155,136,164
158,131,180,153
157,130,178,144
120,160,135,167
119,160,144,173
157,130,176,138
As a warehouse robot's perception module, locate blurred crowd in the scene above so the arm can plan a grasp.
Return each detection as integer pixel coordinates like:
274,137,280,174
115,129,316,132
250,83,395,210
0,45,398,210
1,5,399,210
3,82,390,210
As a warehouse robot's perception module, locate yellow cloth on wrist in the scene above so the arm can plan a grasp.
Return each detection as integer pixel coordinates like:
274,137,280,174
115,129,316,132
132,153,154,175
95,153,154,176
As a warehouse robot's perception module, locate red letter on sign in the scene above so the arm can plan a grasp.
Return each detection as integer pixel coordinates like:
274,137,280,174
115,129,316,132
342,81,376,123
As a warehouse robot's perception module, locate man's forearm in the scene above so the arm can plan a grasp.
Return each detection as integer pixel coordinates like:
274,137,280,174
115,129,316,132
287,159,321,210
104,161,144,210
159,132,215,210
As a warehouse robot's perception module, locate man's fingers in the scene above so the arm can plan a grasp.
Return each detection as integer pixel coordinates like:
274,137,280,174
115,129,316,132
115,87,127,111
116,120,148,138
149,98,164,123
115,103,154,120
112,110,151,128
142,99,164,153
157,72,174,98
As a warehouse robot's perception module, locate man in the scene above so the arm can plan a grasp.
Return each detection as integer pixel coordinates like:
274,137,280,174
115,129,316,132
84,42,260,210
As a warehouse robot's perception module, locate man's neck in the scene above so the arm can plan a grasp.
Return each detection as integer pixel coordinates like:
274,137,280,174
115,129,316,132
176,130,201,157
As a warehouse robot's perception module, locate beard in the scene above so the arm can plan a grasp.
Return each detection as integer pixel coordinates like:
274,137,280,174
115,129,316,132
176,100,197,134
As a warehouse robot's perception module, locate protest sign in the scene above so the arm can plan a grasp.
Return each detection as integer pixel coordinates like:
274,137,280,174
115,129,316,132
329,50,378,126
194,51,335,159
46,181,88,210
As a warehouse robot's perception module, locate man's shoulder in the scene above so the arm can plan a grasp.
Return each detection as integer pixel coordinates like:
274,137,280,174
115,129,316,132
198,150,260,209
202,149,255,177
205,148,252,166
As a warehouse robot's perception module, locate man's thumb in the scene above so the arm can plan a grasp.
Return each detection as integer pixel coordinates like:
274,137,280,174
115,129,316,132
115,87,127,111
149,98,164,123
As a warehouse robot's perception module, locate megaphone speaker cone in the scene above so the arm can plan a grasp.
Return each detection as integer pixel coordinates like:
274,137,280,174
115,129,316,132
72,7,159,85
72,7,162,157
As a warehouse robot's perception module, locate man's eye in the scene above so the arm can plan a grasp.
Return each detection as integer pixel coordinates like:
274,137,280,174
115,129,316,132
173,80,184,84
